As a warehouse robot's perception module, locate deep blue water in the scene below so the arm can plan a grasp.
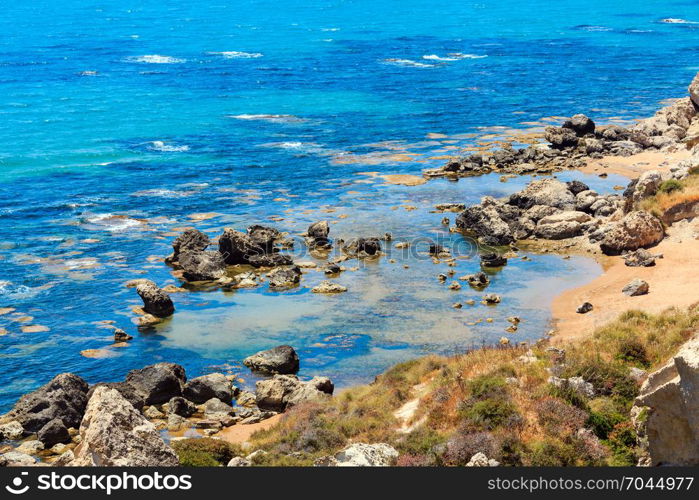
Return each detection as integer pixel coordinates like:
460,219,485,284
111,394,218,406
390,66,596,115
1,0,699,411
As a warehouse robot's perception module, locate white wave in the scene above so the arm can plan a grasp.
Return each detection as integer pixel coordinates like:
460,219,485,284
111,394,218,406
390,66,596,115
259,141,329,154
577,25,614,32
148,140,190,152
321,27,340,32
129,55,185,64
0,282,46,301
448,52,488,59
422,54,459,61
660,18,698,24
84,214,142,232
422,53,488,61
382,58,436,68
209,51,263,59
132,188,192,198
229,113,305,123
78,70,99,76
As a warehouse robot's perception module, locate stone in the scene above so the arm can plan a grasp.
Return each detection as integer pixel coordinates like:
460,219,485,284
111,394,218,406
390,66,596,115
227,456,251,467
71,386,179,466
255,375,333,412
218,228,263,265
311,281,347,293
243,345,300,375
466,452,500,467
135,280,174,317
178,250,226,281
622,279,650,296
0,452,37,467
204,398,234,417
480,253,507,268
268,266,302,288
562,114,595,136
507,179,575,210
0,421,23,441
143,406,165,419
182,373,233,404
545,126,579,149
171,229,210,261
247,225,282,252
37,418,71,447
690,72,699,108
307,221,330,239
575,190,599,212
247,253,293,268
113,328,133,342
633,170,663,203
466,272,490,289
483,293,501,304
8,373,89,434
623,249,657,267
600,211,664,255
535,220,582,240
435,203,466,212
576,302,593,314
167,414,187,431
566,180,590,195
235,391,257,408
166,396,197,418
53,450,75,466
548,376,595,398
634,334,699,465
125,362,186,405
86,382,145,412
332,443,399,467
456,205,514,246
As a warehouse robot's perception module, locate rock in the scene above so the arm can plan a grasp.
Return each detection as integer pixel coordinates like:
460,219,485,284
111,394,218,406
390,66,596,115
53,450,75,467
125,363,186,405
8,373,89,434
508,179,575,210
169,229,210,262
576,302,593,314
466,272,490,289
535,220,582,240
0,452,36,467
37,418,70,447
575,190,599,212
480,253,507,268
268,266,302,288
236,391,257,408
623,249,657,267
633,170,663,203
563,114,595,136
218,228,264,265
167,414,187,431
16,440,44,455
622,279,649,297
343,237,381,256
182,373,233,404
483,293,501,304
135,280,174,317
634,334,699,465
548,376,595,398
566,180,590,195
690,72,699,108
178,250,226,281
71,386,178,466
227,456,251,467
204,398,234,417
0,421,23,441
143,406,165,419
86,382,145,412
448,281,461,290
247,225,282,252
629,367,647,382
311,281,347,293
324,263,342,275
248,253,293,268
307,221,330,239
545,126,579,149
166,396,197,418
332,443,399,467
600,211,664,255
456,205,514,246
255,375,333,412
466,452,500,467
113,328,132,342
243,345,300,375
435,203,466,212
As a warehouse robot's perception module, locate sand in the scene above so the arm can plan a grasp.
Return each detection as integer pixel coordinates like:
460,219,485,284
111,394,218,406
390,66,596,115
551,219,699,343
579,149,691,178
216,414,283,444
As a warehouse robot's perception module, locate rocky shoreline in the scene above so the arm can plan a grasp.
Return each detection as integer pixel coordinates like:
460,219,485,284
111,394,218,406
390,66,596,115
3,74,699,467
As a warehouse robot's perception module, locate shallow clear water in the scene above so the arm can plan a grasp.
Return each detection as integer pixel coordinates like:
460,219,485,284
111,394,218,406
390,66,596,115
1,0,698,410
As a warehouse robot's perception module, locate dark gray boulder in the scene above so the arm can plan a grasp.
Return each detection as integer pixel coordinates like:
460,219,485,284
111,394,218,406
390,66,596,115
135,280,174,317
218,228,264,265
545,126,579,149
247,225,282,253
37,418,71,447
166,396,197,418
563,114,595,136
171,229,210,261
182,373,234,404
248,253,293,268
243,345,300,375
125,363,186,405
307,221,330,239
8,373,89,434
178,250,226,281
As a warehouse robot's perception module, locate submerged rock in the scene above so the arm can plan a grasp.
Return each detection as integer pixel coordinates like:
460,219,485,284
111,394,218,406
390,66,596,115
243,345,300,375
311,281,347,293
135,280,175,317
466,272,490,289
70,386,179,466
7,373,89,435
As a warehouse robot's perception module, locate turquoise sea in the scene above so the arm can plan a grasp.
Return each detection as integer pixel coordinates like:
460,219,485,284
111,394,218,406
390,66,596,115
1,0,699,410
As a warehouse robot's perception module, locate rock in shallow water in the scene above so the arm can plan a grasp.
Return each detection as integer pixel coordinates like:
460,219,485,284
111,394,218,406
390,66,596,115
135,280,175,317
125,362,186,405
243,345,300,375
182,373,233,404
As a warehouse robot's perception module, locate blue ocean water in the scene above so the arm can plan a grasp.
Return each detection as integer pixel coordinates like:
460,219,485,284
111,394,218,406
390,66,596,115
1,0,699,411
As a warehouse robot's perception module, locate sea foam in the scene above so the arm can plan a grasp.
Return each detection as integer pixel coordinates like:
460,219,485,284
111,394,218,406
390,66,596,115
129,55,185,64
209,51,263,59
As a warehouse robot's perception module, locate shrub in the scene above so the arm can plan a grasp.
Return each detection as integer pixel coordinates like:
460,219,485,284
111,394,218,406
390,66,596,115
527,438,578,466
396,453,436,467
535,397,588,434
171,438,242,467
460,398,518,430
615,338,649,366
549,383,589,410
443,431,496,466
606,422,638,466
468,375,508,400
564,359,638,403
398,427,446,456
658,179,683,194
497,435,526,466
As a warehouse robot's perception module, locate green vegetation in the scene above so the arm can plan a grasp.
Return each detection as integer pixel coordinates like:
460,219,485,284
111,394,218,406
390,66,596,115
171,438,243,467
246,306,699,466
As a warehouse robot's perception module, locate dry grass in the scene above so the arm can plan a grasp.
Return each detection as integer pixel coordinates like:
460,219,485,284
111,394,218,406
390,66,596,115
640,173,699,217
246,305,699,466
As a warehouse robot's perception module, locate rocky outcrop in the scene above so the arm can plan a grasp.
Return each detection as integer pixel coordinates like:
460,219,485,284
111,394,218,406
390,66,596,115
70,387,179,466
166,396,197,418
455,204,514,245
634,335,699,465
690,73,699,108
182,373,233,404
0,421,23,441
218,228,264,265
599,211,664,255
267,266,302,288
170,229,210,261
255,375,333,412
243,345,300,374
508,179,575,210
178,250,226,281
125,363,186,405
135,280,175,317
7,373,89,435
327,443,399,467
247,225,282,253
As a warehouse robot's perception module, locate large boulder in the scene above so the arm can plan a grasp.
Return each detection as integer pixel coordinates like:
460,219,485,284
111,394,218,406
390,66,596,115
165,396,198,418
634,335,699,465
507,179,576,210
70,387,179,466
218,228,264,265
255,375,333,412
247,225,282,253
247,253,293,268
307,221,330,239
86,382,145,411
135,280,174,317
182,373,233,404
243,345,300,374
632,170,663,203
125,363,186,405
599,211,664,255
456,205,513,245
178,250,226,281
7,373,88,434
544,126,579,149
171,229,210,261
37,418,70,447
563,114,595,136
